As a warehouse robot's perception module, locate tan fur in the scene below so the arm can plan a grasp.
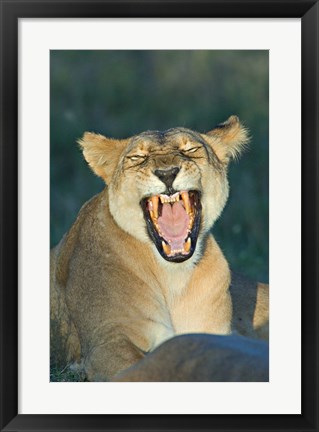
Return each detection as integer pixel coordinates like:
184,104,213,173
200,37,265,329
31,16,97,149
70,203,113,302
112,334,269,382
51,116,268,381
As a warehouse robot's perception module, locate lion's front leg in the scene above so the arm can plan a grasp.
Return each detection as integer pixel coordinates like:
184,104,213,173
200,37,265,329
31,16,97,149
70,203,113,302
83,334,145,381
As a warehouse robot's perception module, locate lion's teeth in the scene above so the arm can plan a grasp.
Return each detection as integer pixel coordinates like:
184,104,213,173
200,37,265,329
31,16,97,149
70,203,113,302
181,191,191,214
173,248,184,254
155,223,163,237
151,196,159,218
162,241,171,256
184,237,191,253
159,192,180,204
171,192,179,202
188,215,194,230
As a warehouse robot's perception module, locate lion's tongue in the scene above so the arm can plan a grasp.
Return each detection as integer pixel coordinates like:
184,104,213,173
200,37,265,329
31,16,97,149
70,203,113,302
158,201,189,250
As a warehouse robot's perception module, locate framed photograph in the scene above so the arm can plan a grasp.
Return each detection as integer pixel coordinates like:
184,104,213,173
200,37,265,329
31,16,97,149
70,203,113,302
1,0,318,431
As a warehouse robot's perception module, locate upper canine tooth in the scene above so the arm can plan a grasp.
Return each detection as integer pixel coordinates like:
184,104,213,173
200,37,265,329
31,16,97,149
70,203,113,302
151,196,159,219
188,215,195,230
181,191,191,214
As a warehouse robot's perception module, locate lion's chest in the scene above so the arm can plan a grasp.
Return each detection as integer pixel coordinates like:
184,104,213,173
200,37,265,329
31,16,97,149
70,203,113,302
140,272,186,351
144,264,215,350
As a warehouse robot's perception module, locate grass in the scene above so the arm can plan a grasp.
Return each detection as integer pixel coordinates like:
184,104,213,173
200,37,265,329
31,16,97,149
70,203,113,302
50,363,87,382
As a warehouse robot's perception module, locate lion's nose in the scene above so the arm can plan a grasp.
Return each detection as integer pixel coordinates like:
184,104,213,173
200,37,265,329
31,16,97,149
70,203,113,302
154,167,180,191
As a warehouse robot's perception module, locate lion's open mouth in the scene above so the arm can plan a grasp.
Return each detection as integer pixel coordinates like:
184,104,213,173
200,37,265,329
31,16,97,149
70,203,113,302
141,190,201,262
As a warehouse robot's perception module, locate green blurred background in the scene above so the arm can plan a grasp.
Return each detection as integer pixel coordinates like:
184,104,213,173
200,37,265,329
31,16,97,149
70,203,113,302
50,50,268,282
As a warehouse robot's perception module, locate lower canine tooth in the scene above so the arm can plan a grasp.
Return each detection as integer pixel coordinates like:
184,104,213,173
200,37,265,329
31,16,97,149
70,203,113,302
184,237,191,253
162,241,171,256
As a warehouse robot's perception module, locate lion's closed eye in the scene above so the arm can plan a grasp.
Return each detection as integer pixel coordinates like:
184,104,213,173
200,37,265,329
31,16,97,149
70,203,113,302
127,154,147,161
184,147,200,153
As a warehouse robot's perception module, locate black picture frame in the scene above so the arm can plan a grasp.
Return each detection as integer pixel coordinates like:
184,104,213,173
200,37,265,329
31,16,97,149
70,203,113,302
1,1,318,431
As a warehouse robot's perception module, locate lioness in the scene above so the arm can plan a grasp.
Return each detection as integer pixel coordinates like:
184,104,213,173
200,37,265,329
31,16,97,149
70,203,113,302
112,333,269,382
50,115,268,381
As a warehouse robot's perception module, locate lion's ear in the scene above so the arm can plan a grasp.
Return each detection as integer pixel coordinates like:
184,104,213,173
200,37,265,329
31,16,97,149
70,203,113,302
78,132,128,183
203,115,249,163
